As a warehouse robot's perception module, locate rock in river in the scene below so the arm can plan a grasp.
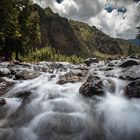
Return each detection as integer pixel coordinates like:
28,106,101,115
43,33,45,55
57,70,86,85
124,79,140,98
79,75,105,97
84,58,98,66
0,68,11,76
15,69,41,80
119,65,140,80
0,98,6,107
118,59,139,68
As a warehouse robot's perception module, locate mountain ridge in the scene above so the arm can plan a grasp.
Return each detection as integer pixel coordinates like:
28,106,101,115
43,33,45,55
33,4,139,58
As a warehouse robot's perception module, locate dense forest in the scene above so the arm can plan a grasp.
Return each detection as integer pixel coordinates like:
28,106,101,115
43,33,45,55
0,0,40,61
0,0,139,62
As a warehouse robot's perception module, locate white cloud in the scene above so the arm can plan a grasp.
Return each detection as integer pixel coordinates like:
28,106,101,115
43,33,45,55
89,2,140,39
34,0,140,39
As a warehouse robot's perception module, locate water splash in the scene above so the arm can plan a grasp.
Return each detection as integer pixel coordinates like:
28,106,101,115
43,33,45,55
0,71,140,140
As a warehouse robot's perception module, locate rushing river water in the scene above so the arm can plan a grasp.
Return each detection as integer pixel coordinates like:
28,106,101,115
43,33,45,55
0,69,140,140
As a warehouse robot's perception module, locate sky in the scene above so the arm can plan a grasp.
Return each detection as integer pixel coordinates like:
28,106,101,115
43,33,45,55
34,0,140,40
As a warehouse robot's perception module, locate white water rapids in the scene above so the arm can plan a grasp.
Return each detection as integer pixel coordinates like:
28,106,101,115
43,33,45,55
0,70,140,140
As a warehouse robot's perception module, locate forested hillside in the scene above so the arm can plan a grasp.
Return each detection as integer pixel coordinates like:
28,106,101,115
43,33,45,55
0,0,139,62
0,0,40,61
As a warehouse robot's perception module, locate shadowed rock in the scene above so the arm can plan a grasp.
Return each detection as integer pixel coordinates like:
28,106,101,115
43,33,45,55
124,79,140,98
57,70,86,85
16,91,32,99
0,98,6,107
119,65,140,80
15,70,41,80
118,59,139,68
84,58,98,66
79,75,105,97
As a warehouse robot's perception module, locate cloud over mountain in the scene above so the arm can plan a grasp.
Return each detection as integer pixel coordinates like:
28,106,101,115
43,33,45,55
34,0,140,39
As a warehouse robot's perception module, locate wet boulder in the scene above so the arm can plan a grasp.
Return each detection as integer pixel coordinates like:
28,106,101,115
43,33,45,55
107,60,121,67
118,59,139,68
84,58,98,66
57,70,86,85
124,79,140,98
16,91,32,99
119,65,140,80
0,68,11,76
79,75,105,97
0,78,15,96
0,98,6,107
57,76,85,85
15,69,41,80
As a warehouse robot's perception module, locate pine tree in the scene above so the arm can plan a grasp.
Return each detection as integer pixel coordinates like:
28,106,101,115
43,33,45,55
0,0,40,60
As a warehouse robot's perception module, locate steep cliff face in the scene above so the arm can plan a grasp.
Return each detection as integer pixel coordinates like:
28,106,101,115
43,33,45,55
70,20,123,56
33,4,137,58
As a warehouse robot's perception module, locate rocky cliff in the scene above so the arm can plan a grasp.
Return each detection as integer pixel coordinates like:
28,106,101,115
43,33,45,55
33,4,138,58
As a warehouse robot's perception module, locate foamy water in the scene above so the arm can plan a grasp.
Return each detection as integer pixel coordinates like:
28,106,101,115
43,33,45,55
0,71,140,140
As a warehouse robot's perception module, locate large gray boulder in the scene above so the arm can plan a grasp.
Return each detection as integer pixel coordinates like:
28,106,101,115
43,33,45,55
0,68,11,76
118,59,139,68
124,79,140,98
0,78,15,96
15,69,41,80
79,75,105,97
57,70,86,85
119,65,140,80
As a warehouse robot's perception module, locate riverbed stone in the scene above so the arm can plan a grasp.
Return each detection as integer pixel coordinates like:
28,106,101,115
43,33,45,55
118,59,139,68
79,75,105,97
124,79,140,98
15,70,41,80
0,78,15,96
57,70,86,85
16,91,32,99
0,98,6,107
0,68,11,76
119,65,140,80
84,58,98,66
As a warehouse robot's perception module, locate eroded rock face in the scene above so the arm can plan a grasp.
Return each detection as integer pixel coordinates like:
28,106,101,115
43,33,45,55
118,59,139,68
124,79,140,98
79,75,105,97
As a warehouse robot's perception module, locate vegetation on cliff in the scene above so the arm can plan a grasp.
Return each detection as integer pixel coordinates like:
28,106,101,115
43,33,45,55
0,1,139,62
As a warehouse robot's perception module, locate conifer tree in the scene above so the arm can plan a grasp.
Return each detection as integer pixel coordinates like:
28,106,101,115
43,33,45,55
0,0,40,60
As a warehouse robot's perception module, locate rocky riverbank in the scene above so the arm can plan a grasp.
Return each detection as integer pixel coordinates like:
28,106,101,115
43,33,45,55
0,58,140,140
0,57,140,98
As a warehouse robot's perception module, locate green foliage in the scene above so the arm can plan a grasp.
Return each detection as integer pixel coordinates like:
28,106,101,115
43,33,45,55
1,2,139,62
0,0,40,60
95,51,122,60
45,7,54,16
22,45,84,64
